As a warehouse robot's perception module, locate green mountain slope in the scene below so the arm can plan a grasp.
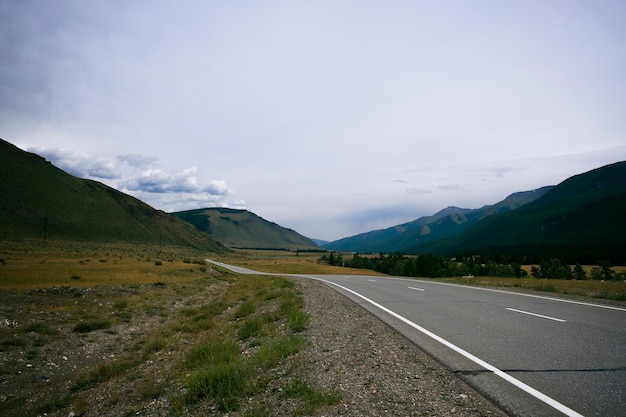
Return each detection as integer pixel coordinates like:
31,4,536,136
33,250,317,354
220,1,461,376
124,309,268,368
324,188,551,253
410,161,626,263
0,138,220,250
174,208,319,251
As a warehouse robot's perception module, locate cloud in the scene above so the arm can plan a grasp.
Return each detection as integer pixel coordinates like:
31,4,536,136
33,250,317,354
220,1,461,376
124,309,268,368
405,187,432,196
120,168,233,197
482,166,516,179
26,146,236,212
29,147,120,179
117,154,159,170
437,184,460,191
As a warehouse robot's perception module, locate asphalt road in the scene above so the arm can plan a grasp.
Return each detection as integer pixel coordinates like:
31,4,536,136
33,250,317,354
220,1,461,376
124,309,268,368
208,261,626,417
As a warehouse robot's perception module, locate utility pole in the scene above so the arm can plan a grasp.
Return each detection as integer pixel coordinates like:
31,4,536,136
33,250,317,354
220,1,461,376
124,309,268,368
43,214,48,245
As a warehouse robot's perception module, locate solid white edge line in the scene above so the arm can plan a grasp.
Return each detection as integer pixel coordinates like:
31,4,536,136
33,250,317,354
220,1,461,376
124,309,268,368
408,286,425,291
307,275,585,417
506,307,567,322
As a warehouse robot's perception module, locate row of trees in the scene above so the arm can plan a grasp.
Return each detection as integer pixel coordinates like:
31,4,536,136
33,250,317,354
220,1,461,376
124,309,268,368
319,252,623,280
530,258,619,280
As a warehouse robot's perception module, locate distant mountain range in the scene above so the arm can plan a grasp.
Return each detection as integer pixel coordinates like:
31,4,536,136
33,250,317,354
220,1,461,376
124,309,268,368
173,208,318,250
323,187,553,253
325,162,626,263
2,137,624,263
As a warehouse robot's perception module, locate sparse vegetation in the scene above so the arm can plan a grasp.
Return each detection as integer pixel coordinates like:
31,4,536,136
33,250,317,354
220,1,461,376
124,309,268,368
0,241,338,417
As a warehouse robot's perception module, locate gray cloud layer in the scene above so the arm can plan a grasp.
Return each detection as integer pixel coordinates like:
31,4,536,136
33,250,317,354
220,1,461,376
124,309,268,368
3,1,626,239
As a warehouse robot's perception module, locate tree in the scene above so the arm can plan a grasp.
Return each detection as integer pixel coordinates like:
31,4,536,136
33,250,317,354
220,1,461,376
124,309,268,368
540,258,572,279
590,267,603,280
597,260,616,280
573,263,586,280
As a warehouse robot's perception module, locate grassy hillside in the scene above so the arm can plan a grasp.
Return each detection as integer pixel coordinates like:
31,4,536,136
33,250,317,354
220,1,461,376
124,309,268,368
324,188,551,253
411,162,626,263
174,208,319,251
0,139,220,251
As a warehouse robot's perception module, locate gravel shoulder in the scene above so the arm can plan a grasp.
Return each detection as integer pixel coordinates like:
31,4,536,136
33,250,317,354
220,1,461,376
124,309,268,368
293,276,507,416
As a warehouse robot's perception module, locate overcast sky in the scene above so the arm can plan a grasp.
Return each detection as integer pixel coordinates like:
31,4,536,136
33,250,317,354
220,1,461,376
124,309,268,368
1,1,625,241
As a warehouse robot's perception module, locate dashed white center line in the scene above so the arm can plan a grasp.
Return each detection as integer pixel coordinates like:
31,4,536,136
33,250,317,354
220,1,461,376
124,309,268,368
506,308,566,322
368,279,377,282
408,286,425,292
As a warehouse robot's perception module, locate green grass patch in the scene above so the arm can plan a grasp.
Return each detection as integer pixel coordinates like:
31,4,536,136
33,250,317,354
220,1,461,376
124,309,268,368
281,379,343,416
288,310,309,332
72,358,136,391
185,338,241,369
72,319,112,333
233,300,256,318
254,335,306,369
22,322,60,335
186,361,253,412
238,315,264,340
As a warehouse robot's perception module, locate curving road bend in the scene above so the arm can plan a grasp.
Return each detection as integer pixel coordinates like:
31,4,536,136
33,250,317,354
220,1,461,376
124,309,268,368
208,261,626,417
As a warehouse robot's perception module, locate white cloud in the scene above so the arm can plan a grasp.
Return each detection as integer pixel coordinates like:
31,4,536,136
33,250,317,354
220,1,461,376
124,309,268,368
120,168,234,198
204,180,233,196
117,154,158,170
29,147,120,179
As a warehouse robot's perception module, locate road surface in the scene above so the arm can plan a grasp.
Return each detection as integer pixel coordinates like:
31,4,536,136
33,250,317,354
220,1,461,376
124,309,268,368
208,261,626,417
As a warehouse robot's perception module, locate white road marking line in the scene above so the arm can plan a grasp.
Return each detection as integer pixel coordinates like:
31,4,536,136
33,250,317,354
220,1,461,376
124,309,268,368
309,276,585,417
392,277,626,312
408,286,425,291
506,308,566,322
368,279,377,282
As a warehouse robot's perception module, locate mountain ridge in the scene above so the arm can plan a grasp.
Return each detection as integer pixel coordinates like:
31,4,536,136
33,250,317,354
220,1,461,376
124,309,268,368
323,187,553,253
0,138,219,250
173,207,319,251
406,161,626,263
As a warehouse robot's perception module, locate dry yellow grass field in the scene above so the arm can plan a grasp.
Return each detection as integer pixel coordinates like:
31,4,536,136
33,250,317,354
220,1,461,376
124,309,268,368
0,240,213,290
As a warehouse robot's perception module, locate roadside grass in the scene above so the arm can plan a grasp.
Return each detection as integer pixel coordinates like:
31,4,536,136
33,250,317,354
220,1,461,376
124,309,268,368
438,276,626,301
281,379,343,416
0,240,339,417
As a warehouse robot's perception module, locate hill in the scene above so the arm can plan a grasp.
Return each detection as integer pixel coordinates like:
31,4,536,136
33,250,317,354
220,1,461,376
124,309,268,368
324,187,552,253
0,138,220,251
409,161,626,263
174,207,319,251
